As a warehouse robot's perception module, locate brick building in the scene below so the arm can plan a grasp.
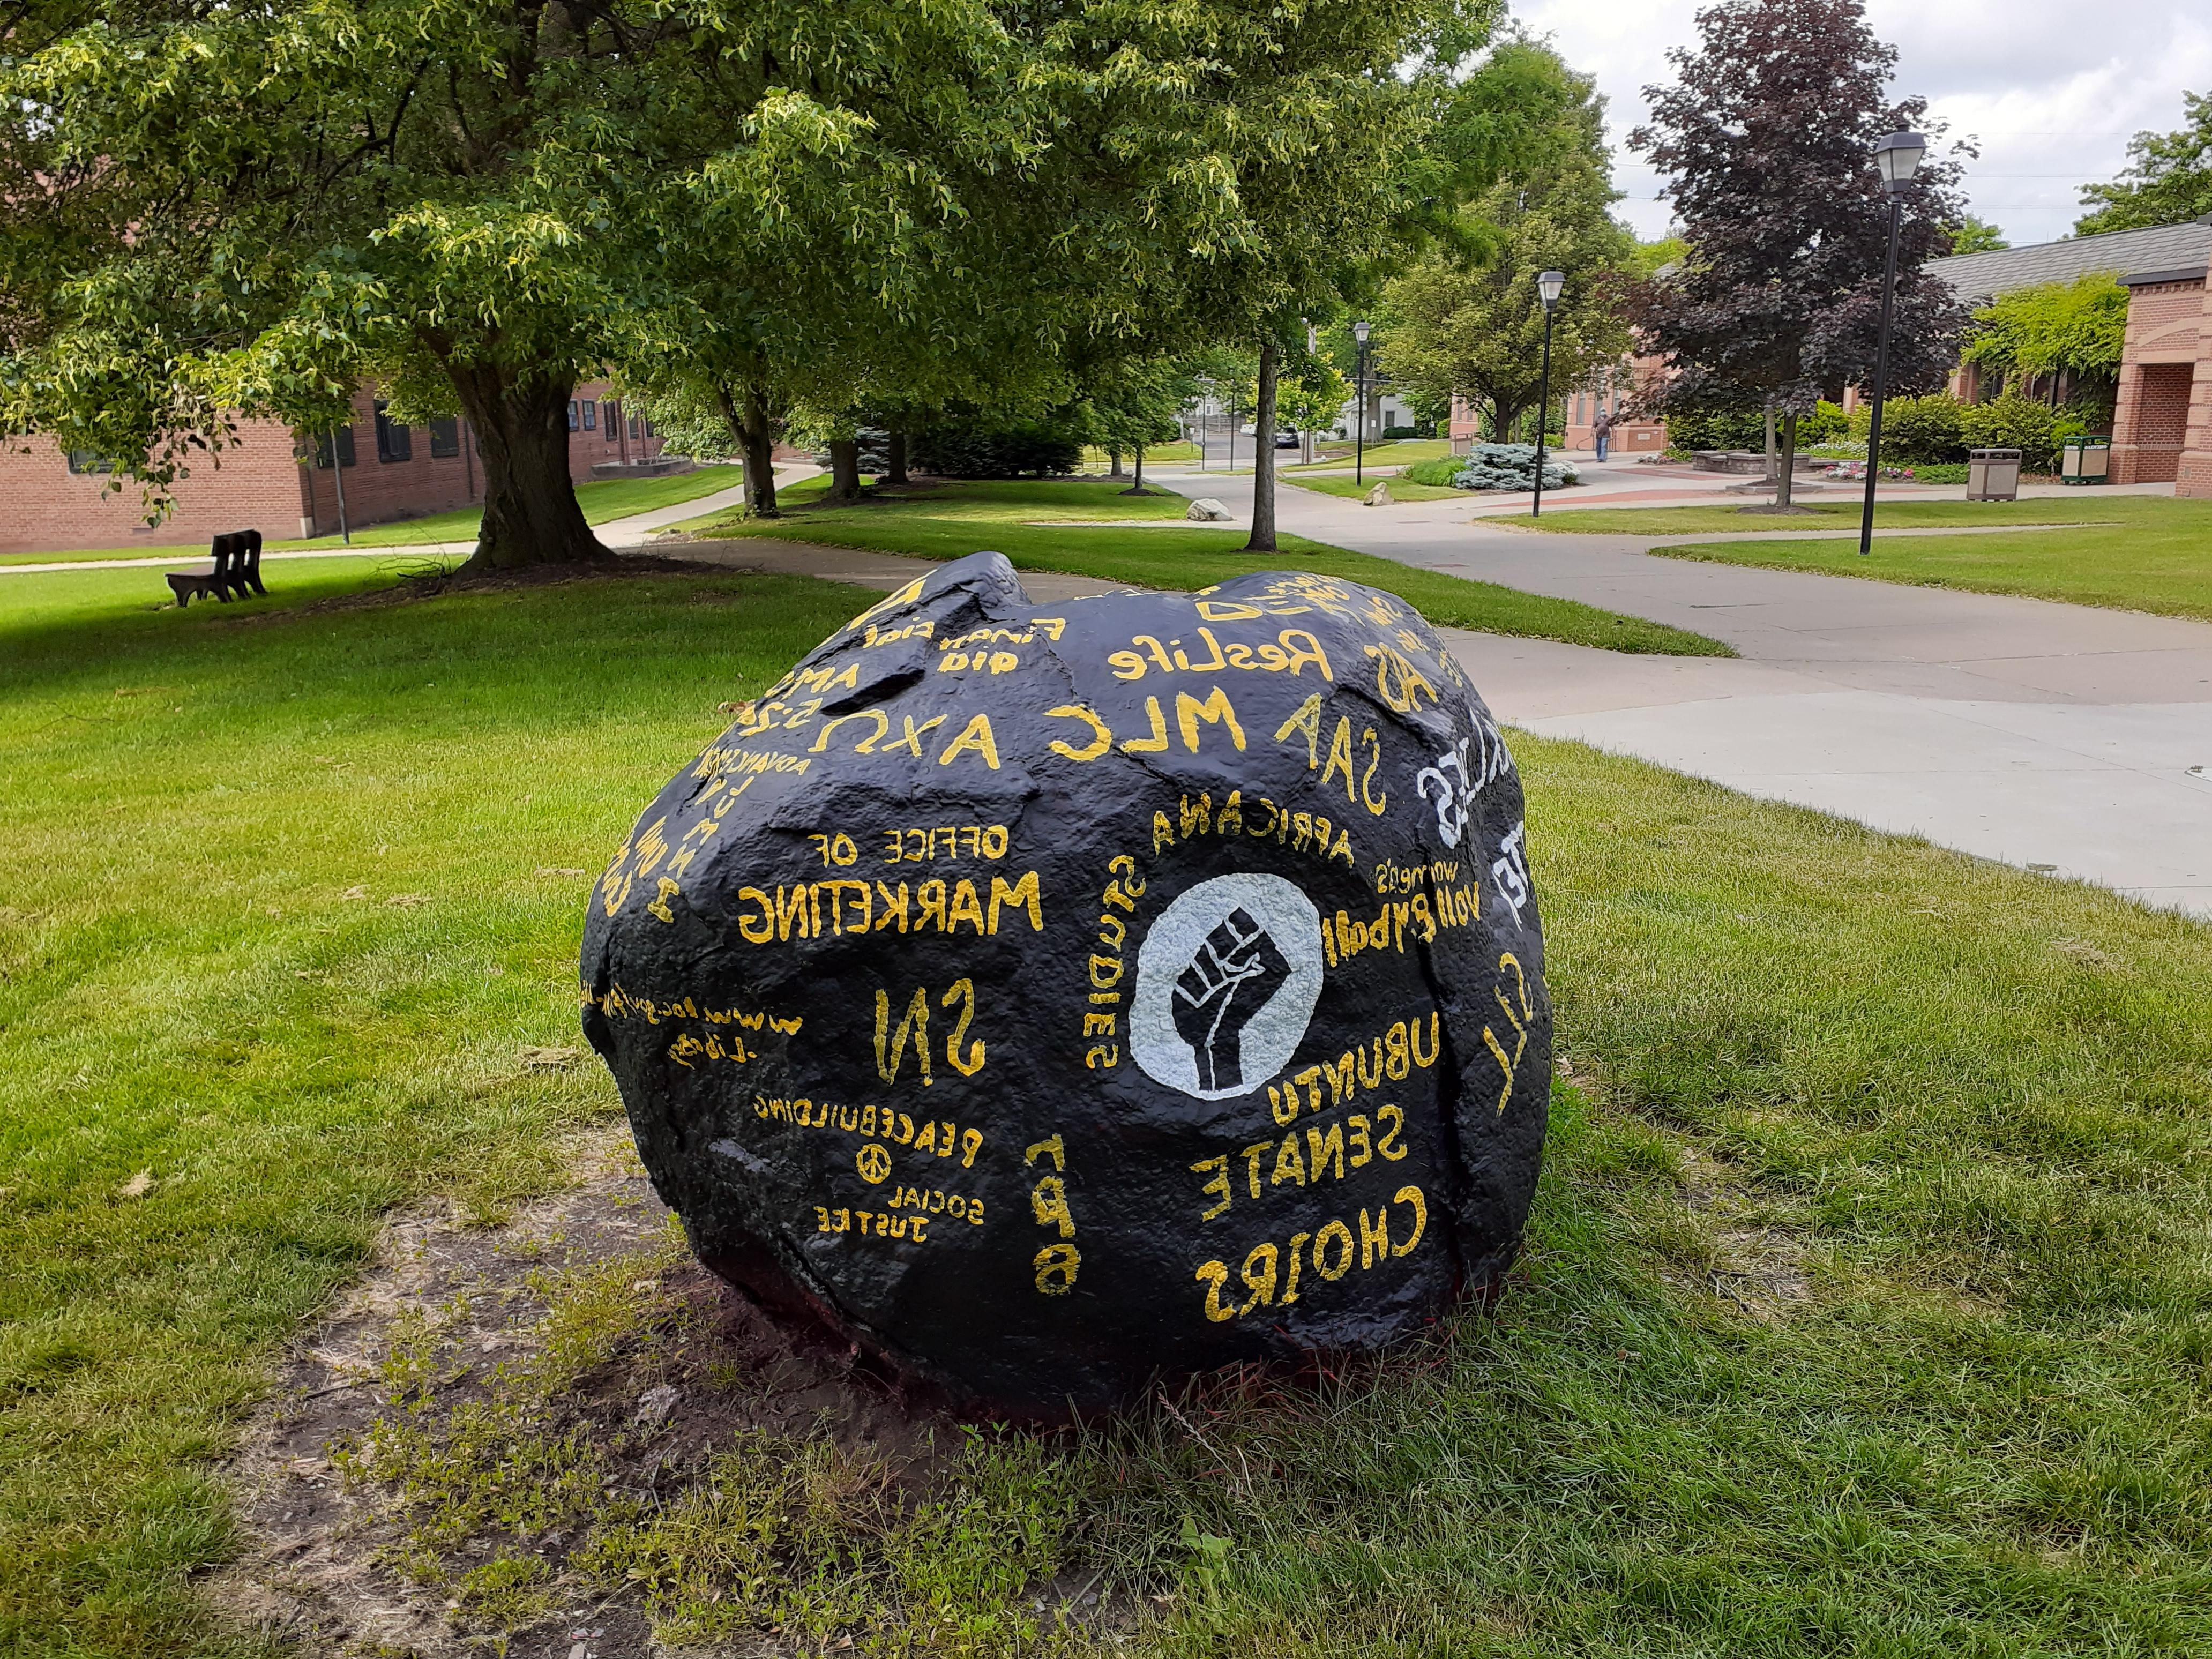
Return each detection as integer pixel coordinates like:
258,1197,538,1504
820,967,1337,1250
1,378,664,555
1445,357,1668,455
1926,215,2212,494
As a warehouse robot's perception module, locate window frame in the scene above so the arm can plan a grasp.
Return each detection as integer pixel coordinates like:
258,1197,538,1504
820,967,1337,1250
373,401,413,464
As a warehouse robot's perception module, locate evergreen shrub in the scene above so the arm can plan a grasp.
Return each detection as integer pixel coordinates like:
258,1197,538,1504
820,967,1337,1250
1449,443,1578,491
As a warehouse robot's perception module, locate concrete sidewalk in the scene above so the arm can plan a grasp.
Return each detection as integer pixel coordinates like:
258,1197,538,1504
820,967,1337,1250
1155,467,2212,920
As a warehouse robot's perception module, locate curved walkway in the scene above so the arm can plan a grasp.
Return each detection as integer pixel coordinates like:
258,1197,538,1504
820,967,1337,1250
1157,467,2212,920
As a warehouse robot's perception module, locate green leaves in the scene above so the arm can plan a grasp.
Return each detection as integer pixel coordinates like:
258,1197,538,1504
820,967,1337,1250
1962,274,2130,380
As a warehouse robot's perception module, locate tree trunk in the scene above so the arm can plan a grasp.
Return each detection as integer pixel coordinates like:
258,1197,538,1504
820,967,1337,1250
449,364,608,572
1123,447,1148,495
825,438,862,503
887,431,910,486
1764,395,1777,478
1108,449,1125,479
1775,413,1798,510
1246,339,1279,552
717,384,781,517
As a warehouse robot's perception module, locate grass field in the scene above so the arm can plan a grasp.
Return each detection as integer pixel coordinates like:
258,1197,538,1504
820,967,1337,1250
697,476,1731,656
0,465,744,567
6,557,2211,1655
1287,474,1465,503
1503,494,2162,538
1487,496,2212,621
1283,438,1452,474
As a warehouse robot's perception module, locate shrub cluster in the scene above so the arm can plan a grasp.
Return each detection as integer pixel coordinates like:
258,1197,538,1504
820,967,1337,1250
1447,443,1577,491
1400,456,1465,487
910,418,1082,478
1662,401,1848,453
1844,393,2101,469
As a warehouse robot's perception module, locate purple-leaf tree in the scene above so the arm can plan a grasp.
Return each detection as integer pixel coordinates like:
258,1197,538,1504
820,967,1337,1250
1628,0,1971,507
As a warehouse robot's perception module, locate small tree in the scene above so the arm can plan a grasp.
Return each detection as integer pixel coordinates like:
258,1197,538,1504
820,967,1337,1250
2076,92,2212,235
1629,0,1970,510
1080,355,1199,492
1379,46,1634,450
1944,214,2011,254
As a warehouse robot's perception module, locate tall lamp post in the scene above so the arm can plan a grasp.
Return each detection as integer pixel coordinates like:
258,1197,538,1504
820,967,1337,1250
1858,130,1925,557
1353,320,1371,487
1530,270,1565,518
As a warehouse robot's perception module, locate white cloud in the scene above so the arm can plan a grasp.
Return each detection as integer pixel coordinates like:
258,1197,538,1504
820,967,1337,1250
1508,0,2212,248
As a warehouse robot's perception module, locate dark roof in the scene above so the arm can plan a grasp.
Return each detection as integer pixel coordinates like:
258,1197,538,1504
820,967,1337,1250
1926,215,2212,301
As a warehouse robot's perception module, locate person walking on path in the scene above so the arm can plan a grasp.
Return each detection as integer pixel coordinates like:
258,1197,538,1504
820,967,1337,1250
1593,407,1613,462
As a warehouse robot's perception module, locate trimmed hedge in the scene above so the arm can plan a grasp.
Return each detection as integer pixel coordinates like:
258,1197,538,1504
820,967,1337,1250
911,419,1083,479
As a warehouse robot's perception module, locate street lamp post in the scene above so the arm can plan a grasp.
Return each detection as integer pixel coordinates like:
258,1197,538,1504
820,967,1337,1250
1859,130,1925,557
1531,270,1565,519
1354,320,1371,488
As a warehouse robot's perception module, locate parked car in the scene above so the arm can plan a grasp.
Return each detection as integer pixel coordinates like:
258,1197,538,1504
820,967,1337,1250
1275,431,1300,449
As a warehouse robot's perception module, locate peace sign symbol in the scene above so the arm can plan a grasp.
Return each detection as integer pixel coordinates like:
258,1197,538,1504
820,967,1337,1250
856,1142,892,1184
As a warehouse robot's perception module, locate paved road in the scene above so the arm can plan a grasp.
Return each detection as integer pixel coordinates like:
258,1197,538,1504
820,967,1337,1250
1156,467,2212,920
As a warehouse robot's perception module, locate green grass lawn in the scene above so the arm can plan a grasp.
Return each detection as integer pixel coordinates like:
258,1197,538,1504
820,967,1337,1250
1079,442,1200,470
1283,437,1452,473
0,465,745,567
6,558,2211,1656
1287,474,1466,503
1548,497,2212,622
1503,494,2163,538
699,476,1730,656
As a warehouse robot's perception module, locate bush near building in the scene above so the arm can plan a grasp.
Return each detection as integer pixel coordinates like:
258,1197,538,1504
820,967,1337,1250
1662,400,1849,454
1844,393,2095,470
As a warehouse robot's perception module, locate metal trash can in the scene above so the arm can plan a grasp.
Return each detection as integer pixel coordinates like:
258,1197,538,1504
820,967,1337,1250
1966,447,2021,501
2060,436,2110,485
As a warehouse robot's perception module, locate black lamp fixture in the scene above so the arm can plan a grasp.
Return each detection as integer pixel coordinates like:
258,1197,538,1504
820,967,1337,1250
1859,131,1925,555
1531,271,1565,518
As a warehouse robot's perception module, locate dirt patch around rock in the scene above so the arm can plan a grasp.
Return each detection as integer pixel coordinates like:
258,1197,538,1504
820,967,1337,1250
211,1129,958,1657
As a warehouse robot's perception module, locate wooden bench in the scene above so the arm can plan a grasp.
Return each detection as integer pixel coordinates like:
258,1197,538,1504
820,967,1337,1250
166,530,266,607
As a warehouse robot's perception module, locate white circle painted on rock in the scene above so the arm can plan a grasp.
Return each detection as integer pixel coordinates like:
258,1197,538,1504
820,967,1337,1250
1130,873,1326,1101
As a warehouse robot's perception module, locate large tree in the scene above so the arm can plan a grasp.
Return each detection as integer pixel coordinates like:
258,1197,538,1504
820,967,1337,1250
1,0,1023,567
1628,0,1969,508
1379,42,1635,446
2076,92,2212,235
1036,0,1506,551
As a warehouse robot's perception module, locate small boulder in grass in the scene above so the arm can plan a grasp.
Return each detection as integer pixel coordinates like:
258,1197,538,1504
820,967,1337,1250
1185,497,1233,522
580,551,1550,1417
1364,481,1393,507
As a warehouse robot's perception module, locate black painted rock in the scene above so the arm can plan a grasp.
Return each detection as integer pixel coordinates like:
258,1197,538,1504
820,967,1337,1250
580,551,1550,1416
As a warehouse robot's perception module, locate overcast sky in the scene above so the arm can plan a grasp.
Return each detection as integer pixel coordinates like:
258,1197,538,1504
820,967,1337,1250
1510,0,2212,249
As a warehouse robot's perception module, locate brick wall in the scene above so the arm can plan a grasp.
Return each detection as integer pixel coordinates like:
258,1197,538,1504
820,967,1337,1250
299,387,482,539
0,419,306,555
2170,282,2212,500
4,376,666,554
564,384,666,478
2114,276,2205,489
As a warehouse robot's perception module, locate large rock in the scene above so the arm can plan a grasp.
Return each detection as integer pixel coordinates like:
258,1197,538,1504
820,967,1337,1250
580,552,1550,1416
1185,497,1232,522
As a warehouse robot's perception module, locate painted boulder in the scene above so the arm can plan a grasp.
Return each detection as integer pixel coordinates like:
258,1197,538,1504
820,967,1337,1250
580,551,1550,1416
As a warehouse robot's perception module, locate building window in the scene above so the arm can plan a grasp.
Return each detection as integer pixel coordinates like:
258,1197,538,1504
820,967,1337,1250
315,427,357,469
603,399,620,442
429,417,461,458
581,400,596,431
65,450,116,475
627,410,641,439
373,401,413,463
567,400,580,431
